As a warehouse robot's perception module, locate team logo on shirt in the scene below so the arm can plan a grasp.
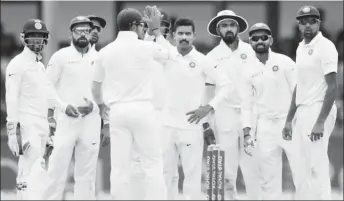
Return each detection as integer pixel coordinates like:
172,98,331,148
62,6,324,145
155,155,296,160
308,49,313,55
189,62,196,68
272,65,279,72
241,53,247,60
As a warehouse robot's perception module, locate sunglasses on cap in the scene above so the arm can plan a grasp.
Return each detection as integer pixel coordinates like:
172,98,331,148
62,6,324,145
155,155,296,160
250,35,270,42
298,18,319,25
72,27,92,35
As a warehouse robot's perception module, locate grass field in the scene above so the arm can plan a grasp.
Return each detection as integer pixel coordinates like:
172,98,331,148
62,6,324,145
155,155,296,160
2,190,343,200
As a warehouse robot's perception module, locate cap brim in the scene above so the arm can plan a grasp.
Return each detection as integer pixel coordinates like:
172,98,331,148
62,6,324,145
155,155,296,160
296,14,320,19
70,21,93,30
25,30,49,35
207,15,248,37
248,28,272,36
88,16,106,28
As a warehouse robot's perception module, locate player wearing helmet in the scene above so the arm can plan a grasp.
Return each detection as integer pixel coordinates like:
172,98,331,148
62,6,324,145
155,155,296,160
5,19,75,200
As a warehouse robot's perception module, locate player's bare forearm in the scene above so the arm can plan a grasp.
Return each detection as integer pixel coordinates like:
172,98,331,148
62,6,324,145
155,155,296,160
286,86,297,123
316,72,337,124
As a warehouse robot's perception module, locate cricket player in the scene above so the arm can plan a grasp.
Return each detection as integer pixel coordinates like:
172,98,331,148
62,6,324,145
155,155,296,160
86,15,111,145
87,15,106,50
143,6,232,199
129,9,180,200
241,23,300,199
205,10,261,200
42,16,102,200
283,5,338,200
91,8,170,200
5,19,77,200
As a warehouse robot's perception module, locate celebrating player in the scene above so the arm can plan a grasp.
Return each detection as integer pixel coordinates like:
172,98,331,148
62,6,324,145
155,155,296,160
42,16,102,200
5,19,74,200
143,5,232,199
91,8,170,200
205,10,261,200
283,5,338,200
241,23,301,199
129,8,180,200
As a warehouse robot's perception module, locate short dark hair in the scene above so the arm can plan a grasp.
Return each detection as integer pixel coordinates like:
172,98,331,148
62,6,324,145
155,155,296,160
173,17,195,33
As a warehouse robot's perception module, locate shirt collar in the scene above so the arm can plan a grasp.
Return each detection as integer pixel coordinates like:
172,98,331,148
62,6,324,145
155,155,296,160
218,38,245,54
117,31,139,40
23,46,42,62
175,46,197,58
301,31,323,47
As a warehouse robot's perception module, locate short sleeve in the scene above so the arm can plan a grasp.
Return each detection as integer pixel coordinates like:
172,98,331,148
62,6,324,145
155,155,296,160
93,54,106,83
320,42,338,75
202,58,230,86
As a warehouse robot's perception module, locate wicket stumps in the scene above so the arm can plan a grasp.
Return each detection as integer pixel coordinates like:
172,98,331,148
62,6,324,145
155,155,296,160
206,144,225,200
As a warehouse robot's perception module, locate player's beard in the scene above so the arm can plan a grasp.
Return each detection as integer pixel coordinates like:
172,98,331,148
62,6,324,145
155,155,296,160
73,36,89,48
220,31,237,44
253,43,269,53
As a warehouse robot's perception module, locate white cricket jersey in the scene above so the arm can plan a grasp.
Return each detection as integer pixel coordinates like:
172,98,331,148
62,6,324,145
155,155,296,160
161,46,231,129
241,50,297,128
93,31,169,105
206,40,256,108
295,32,338,106
46,43,98,110
5,47,65,122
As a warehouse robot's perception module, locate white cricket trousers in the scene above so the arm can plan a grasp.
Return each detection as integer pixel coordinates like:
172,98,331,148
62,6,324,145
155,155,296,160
16,114,49,200
43,112,101,200
109,101,167,200
255,116,301,200
162,125,204,200
213,107,261,200
293,102,337,200
130,109,179,200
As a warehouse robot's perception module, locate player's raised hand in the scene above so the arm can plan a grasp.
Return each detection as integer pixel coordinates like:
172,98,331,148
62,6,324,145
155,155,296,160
65,104,80,118
186,104,214,124
282,121,293,140
143,5,161,34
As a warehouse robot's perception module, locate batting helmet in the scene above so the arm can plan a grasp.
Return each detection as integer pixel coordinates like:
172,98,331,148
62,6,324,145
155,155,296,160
20,19,49,53
117,8,143,31
296,5,321,20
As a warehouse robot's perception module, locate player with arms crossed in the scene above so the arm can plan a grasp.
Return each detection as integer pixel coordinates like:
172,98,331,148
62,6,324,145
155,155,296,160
144,5,232,200
42,16,103,200
5,19,75,200
92,8,170,200
283,5,338,200
205,10,261,200
241,23,303,199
